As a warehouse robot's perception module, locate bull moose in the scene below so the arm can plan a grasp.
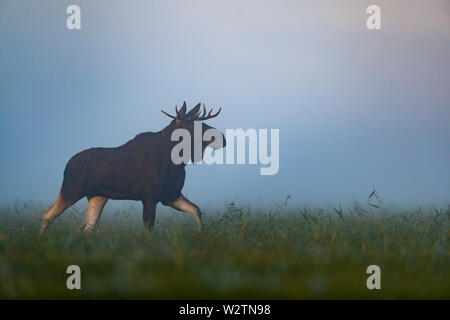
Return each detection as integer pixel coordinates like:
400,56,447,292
39,102,225,234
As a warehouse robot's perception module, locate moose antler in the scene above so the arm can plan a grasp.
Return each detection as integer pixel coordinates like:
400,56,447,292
195,104,221,121
161,107,178,119
161,103,221,121
161,104,182,119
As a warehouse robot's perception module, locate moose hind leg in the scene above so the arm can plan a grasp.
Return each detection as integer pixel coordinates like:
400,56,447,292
142,199,157,231
81,196,108,233
167,194,202,230
40,192,76,234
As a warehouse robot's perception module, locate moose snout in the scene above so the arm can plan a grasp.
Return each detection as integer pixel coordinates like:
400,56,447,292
210,132,226,149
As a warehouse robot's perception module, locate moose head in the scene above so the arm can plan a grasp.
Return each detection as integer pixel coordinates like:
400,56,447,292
161,102,226,163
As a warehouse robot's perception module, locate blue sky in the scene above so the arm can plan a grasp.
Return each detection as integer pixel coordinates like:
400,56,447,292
0,0,449,208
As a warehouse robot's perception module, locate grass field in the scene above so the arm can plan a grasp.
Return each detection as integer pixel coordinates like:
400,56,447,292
0,200,448,299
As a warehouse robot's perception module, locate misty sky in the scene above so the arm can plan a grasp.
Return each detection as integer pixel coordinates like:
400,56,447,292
0,0,449,209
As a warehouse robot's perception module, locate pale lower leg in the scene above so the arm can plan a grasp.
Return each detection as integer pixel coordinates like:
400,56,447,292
40,192,71,234
81,196,108,232
167,194,202,230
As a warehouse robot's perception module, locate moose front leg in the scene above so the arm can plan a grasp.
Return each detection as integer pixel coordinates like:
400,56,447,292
167,194,202,231
142,199,157,231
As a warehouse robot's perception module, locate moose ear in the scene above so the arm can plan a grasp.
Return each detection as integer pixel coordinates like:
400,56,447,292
179,101,187,118
186,103,201,118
